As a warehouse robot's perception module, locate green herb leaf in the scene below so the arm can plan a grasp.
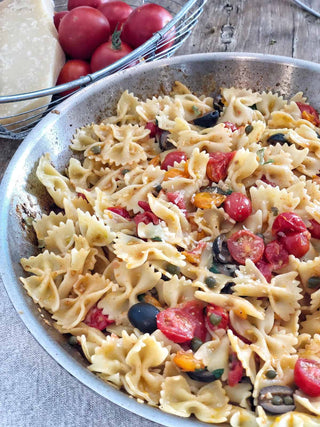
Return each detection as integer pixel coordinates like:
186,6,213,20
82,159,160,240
151,236,162,242
121,168,130,175
212,368,224,379
192,105,201,116
90,145,101,154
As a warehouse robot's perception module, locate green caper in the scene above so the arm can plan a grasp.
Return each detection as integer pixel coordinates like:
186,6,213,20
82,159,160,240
68,336,78,346
308,276,320,289
151,236,162,242
90,145,101,154
121,168,130,175
205,276,216,289
245,125,253,135
266,370,277,379
165,263,180,275
283,396,294,405
272,395,283,406
137,293,146,302
191,337,203,352
209,313,222,326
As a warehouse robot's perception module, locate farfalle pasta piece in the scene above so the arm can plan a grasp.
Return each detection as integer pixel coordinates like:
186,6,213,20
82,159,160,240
220,87,264,125
194,335,230,380
70,123,100,151
103,90,140,125
156,275,194,307
256,91,287,121
229,407,258,427
294,391,320,416
300,311,320,335
33,211,68,240
44,219,76,254
77,209,115,247
225,383,253,410
225,148,259,193
160,375,231,423
68,158,95,189
256,407,320,426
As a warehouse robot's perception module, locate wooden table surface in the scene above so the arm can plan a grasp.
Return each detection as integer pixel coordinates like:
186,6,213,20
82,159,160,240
1,1,320,426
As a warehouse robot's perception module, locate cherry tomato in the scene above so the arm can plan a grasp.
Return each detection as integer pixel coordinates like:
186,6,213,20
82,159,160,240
280,231,311,258
157,300,205,343
206,151,235,183
294,358,320,397
161,151,187,170
56,59,91,96
205,304,229,334
90,38,133,72
68,0,101,9
260,175,276,187
54,11,69,31
227,230,265,265
223,122,238,132
308,219,320,239
256,259,273,282
138,201,151,211
264,240,289,271
166,192,187,213
145,121,158,138
224,192,252,222
228,353,243,387
98,1,133,33
296,102,320,127
107,206,131,219
272,211,307,236
134,211,160,227
58,7,110,59
121,3,174,52
84,305,114,330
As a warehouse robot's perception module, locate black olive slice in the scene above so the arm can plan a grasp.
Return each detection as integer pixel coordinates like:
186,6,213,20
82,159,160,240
193,111,219,128
267,133,287,145
128,302,160,334
156,130,174,151
212,234,233,264
187,368,224,383
258,386,295,415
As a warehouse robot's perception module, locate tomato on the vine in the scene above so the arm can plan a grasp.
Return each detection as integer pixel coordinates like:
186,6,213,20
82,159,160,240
272,211,307,236
121,3,174,52
161,151,187,170
56,60,91,96
294,358,320,397
264,240,289,271
206,151,235,183
205,304,229,334
227,230,264,265
98,1,133,33
223,192,252,222
296,102,320,127
58,6,110,59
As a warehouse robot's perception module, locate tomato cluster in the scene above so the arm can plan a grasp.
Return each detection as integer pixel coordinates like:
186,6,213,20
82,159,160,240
55,0,174,95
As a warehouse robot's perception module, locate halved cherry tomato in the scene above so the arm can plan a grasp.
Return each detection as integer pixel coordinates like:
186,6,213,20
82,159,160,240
228,353,243,387
223,122,238,132
138,201,151,211
98,1,133,33
223,192,252,222
107,206,131,219
161,151,187,171
294,358,320,397
264,240,289,271
205,304,229,334
256,259,273,282
156,300,206,343
280,230,311,258
227,230,264,265
296,102,320,127
182,241,207,265
134,211,159,226
166,191,187,213
206,151,236,183
272,212,307,236
145,121,158,138
84,305,114,330
308,219,320,239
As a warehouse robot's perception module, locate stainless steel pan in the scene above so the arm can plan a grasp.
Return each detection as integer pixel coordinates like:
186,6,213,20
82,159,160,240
1,52,320,426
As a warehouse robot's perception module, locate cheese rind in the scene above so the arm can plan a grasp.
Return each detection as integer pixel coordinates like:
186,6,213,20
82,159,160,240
0,0,65,126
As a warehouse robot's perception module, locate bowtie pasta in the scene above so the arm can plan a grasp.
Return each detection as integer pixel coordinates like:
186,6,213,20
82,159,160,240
21,82,320,426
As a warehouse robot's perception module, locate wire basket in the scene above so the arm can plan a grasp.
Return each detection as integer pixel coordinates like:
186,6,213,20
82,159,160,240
0,0,207,140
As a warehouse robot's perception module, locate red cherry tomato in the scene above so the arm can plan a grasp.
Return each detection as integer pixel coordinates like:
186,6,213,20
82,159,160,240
166,191,187,213
54,11,69,31
121,3,174,52
134,211,160,227
280,231,311,258
58,7,110,59
223,192,252,222
84,305,114,330
145,121,158,138
227,230,265,265
260,175,276,187
264,240,289,271
98,1,133,33
294,358,320,397
205,304,229,334
223,122,238,132
107,206,131,219
156,301,205,343
296,102,320,127
68,0,101,10
56,60,91,96
228,353,243,387
90,38,133,72
272,212,307,236
161,151,187,170
138,201,151,211
308,219,320,239
206,151,235,183
256,259,273,282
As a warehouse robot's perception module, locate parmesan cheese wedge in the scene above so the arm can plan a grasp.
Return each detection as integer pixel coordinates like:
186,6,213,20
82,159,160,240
0,0,65,128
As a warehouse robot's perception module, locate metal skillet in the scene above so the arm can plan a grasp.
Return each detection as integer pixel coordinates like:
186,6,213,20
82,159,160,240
1,52,320,426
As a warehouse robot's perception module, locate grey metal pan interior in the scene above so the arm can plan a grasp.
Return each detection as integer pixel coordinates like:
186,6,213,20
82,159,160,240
1,52,320,426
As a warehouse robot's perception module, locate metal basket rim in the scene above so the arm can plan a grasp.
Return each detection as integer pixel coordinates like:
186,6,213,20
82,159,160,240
0,0,206,104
